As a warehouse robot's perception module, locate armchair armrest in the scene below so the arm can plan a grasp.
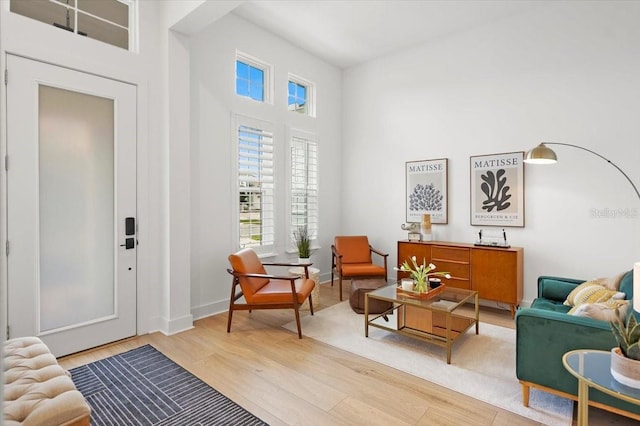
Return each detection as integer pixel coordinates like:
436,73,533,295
332,244,343,269
226,269,298,283
263,262,312,267
263,262,312,278
370,245,389,273
537,275,585,301
370,246,389,259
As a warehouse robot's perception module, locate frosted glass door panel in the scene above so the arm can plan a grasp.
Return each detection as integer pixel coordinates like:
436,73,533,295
39,85,115,332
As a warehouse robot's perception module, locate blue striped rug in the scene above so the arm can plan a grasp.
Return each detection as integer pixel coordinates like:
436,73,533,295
70,345,268,426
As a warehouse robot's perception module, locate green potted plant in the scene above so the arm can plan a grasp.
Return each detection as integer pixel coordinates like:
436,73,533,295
293,226,311,263
610,312,640,388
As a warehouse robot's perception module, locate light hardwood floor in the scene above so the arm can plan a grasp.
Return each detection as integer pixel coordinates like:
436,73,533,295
58,282,631,426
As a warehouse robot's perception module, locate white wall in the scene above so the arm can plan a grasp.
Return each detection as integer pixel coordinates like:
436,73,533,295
188,13,343,319
342,1,640,307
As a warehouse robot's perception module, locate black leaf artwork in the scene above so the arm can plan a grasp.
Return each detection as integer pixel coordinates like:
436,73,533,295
480,169,512,212
409,183,443,211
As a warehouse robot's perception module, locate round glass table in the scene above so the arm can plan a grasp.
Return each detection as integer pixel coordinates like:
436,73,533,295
563,349,640,425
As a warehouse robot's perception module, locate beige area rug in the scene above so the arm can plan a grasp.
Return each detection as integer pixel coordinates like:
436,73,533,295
284,301,573,426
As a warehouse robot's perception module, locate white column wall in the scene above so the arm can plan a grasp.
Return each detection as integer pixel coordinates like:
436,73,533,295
188,13,343,319
342,1,640,307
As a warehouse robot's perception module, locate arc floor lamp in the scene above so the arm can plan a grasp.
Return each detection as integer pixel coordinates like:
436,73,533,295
524,142,640,311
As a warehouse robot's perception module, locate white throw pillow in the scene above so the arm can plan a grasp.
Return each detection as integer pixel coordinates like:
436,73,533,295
569,300,630,322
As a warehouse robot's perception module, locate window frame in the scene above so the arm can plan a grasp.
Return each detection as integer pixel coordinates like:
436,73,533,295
288,73,316,117
233,115,276,256
287,128,319,253
236,50,274,104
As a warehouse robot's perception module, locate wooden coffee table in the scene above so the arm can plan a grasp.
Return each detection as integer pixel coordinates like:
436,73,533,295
364,284,479,364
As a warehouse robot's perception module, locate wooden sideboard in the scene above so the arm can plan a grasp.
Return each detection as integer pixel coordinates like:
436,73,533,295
397,240,523,318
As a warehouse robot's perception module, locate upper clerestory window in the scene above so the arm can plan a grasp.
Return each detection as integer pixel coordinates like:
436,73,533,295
288,73,315,117
236,51,273,104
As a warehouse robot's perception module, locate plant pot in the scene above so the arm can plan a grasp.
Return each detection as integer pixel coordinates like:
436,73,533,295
298,257,311,265
610,347,640,389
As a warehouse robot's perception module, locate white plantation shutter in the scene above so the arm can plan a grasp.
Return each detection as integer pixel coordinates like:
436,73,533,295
290,132,318,242
237,120,274,250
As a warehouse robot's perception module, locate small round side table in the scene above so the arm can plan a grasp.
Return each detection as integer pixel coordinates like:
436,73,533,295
563,349,640,425
288,267,320,311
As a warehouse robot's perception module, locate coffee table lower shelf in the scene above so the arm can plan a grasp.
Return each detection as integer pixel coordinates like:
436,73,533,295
364,285,479,364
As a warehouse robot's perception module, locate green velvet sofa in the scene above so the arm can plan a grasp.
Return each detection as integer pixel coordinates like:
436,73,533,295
515,270,640,419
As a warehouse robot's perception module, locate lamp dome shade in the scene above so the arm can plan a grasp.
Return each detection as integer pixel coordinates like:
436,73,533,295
524,143,558,164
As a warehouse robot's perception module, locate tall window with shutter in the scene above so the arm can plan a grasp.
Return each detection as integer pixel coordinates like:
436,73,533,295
236,118,274,251
289,130,318,245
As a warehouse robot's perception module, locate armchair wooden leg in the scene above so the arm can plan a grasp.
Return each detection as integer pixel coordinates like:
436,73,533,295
331,271,334,287
227,280,237,333
293,305,303,339
308,295,314,315
227,305,234,333
339,276,343,301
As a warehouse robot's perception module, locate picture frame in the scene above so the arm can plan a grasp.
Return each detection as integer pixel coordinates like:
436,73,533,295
470,151,525,227
405,158,448,224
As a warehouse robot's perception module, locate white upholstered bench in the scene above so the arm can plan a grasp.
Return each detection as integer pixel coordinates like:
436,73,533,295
3,336,91,426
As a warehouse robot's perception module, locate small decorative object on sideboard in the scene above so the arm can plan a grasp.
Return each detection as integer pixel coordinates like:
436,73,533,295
610,312,640,388
474,228,510,248
394,256,450,293
401,222,421,241
421,214,432,241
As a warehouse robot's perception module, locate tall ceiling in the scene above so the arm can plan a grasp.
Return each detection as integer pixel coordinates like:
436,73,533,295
232,0,543,69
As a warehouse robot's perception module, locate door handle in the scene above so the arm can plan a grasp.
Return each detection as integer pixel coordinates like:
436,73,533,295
120,238,135,249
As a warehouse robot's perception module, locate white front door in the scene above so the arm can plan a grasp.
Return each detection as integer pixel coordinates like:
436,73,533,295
6,54,137,357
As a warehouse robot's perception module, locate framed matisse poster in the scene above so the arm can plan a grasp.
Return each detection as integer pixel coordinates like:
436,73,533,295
470,151,524,227
406,158,448,224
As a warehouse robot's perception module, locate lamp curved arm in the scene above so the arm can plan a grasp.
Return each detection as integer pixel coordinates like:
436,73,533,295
542,142,640,201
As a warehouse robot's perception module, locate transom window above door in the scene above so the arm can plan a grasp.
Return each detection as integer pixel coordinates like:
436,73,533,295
10,0,137,51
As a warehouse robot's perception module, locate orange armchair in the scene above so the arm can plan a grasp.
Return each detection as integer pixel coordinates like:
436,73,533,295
227,248,315,338
331,236,388,300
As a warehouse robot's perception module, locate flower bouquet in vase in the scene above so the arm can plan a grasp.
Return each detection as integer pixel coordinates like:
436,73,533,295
394,256,450,297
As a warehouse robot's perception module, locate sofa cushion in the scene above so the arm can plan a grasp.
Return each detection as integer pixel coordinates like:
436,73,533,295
568,299,630,322
593,271,627,291
564,280,625,307
531,297,572,313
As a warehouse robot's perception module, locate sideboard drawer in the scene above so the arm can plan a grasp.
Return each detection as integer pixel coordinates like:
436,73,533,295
445,277,471,290
435,261,470,279
432,246,470,263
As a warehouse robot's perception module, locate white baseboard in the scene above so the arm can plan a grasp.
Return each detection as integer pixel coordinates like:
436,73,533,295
150,314,194,335
191,299,229,321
